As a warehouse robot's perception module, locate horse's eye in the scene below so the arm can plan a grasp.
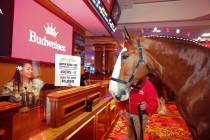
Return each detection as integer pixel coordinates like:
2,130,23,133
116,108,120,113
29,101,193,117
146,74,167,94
122,54,129,60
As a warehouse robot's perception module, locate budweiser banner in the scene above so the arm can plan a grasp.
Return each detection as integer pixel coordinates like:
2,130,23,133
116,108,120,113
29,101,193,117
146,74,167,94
12,0,73,63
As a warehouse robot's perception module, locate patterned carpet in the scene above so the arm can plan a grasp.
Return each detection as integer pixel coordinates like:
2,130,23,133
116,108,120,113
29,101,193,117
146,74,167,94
106,103,192,140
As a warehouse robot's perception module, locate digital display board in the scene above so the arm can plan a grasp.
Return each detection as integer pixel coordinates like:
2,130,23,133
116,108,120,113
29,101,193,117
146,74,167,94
12,0,73,63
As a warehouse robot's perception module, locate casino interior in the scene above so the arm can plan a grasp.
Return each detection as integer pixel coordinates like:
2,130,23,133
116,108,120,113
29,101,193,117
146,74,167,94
0,0,210,140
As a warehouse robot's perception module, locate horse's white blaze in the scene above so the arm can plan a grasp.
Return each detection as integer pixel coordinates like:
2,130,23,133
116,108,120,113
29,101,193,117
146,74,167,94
109,48,130,101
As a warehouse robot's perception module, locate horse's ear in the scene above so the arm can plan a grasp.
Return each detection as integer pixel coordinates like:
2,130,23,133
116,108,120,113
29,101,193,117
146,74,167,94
121,31,130,41
121,31,126,40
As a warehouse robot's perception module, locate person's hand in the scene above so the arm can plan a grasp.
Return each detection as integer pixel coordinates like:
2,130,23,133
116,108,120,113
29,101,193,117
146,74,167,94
19,106,30,113
140,101,147,111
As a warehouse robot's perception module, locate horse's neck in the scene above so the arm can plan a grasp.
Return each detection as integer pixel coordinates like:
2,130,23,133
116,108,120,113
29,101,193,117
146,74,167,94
142,38,210,94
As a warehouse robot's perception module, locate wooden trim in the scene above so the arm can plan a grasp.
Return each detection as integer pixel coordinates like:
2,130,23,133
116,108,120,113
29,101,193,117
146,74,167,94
47,84,104,127
10,82,118,140
0,56,55,66
43,96,113,139
87,91,101,104
65,115,95,140
0,102,20,140
63,98,86,118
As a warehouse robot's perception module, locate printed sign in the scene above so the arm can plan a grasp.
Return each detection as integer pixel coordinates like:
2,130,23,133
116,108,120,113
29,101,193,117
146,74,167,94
55,54,81,86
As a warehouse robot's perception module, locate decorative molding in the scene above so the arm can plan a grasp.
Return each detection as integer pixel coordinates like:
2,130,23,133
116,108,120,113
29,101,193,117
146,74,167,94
86,36,116,45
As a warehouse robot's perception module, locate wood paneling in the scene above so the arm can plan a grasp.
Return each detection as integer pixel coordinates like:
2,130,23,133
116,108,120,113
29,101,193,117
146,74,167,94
1,81,118,140
0,102,19,140
47,83,103,127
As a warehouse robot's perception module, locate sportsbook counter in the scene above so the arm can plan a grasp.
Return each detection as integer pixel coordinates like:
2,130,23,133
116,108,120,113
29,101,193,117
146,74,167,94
0,80,119,140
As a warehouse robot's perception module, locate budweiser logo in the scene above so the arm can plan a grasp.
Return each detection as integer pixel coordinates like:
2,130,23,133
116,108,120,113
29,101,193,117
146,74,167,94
44,23,58,38
28,22,66,52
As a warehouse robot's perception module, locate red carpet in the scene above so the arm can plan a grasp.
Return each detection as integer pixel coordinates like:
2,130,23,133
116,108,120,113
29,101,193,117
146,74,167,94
106,103,192,140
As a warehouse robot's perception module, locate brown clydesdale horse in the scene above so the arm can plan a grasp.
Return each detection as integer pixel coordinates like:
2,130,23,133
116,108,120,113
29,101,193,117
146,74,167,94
109,35,210,140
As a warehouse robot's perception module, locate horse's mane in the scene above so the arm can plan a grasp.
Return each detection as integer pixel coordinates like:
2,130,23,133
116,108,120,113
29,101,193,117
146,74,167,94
144,36,210,51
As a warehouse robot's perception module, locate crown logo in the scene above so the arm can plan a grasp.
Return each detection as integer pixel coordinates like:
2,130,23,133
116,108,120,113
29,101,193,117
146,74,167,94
44,23,59,38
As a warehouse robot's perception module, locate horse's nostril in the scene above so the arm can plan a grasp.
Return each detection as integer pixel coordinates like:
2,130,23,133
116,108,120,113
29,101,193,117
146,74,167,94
115,94,121,100
121,90,126,95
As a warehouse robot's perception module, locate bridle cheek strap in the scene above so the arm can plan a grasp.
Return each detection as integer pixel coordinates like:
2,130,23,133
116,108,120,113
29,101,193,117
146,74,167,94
110,39,151,87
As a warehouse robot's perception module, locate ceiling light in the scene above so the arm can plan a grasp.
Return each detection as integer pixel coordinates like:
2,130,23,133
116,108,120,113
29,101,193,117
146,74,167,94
176,29,180,34
153,27,161,33
194,36,205,42
0,8,3,15
91,56,95,60
201,33,210,37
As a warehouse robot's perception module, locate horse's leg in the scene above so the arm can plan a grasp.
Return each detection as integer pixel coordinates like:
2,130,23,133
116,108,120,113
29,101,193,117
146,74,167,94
175,100,198,140
185,122,197,140
197,125,210,140
125,112,148,140
178,89,210,140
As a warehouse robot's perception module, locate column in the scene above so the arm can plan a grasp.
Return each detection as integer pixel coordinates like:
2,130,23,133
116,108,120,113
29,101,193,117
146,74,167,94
94,45,104,74
104,44,115,75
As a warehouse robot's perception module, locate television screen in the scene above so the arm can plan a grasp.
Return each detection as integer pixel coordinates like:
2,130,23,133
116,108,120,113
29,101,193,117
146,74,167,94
110,0,121,25
12,0,73,63
102,0,114,15
0,0,14,56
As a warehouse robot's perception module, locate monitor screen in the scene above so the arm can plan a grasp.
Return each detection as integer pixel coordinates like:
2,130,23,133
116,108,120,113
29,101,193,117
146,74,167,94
12,0,73,63
0,0,14,56
102,0,114,15
110,0,121,25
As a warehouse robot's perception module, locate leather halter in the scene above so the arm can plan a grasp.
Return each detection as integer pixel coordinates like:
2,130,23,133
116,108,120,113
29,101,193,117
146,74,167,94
111,39,150,89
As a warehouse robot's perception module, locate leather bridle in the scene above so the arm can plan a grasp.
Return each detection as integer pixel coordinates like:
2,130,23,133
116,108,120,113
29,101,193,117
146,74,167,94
111,39,150,89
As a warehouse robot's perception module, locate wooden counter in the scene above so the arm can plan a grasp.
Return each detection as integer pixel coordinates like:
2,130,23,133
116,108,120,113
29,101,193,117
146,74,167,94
30,96,116,140
9,81,118,140
0,102,20,140
47,83,103,127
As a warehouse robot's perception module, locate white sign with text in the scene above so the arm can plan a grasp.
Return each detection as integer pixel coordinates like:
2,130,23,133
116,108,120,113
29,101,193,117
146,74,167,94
55,54,81,86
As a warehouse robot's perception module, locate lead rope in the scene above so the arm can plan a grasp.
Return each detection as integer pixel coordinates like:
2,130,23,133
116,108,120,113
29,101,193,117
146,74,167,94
138,104,144,140
128,39,144,140
129,92,138,140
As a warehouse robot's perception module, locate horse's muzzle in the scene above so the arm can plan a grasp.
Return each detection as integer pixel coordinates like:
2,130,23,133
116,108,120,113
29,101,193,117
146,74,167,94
115,90,127,101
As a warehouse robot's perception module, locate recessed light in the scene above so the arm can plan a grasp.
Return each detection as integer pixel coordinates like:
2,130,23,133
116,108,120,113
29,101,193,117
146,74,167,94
153,27,161,33
201,33,210,37
176,29,180,34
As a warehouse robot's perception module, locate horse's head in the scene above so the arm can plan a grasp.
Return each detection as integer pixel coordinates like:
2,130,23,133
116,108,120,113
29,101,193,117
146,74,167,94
109,34,149,101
